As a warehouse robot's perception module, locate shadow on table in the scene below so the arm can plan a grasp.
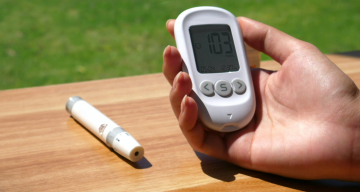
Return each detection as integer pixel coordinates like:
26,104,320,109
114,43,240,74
335,50,360,58
195,151,360,191
113,149,152,169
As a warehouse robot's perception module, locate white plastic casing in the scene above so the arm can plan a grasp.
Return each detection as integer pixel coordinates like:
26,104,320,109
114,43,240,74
174,7,256,132
66,96,144,162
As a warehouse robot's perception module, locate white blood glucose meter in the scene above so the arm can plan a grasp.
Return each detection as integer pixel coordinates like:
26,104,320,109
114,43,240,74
174,6,256,132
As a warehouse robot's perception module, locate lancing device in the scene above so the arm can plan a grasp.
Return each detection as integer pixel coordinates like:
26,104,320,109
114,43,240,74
66,96,144,162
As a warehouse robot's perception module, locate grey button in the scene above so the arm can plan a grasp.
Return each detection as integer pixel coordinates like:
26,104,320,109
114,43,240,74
232,79,246,94
215,80,232,97
200,81,214,96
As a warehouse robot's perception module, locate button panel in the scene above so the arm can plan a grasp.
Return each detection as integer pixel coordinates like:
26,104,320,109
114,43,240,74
200,79,247,97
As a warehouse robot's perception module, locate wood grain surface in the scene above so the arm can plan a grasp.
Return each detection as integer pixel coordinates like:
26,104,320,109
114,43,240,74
1,55,360,191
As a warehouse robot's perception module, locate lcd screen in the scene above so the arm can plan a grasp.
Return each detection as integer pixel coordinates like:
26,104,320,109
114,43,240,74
189,24,240,73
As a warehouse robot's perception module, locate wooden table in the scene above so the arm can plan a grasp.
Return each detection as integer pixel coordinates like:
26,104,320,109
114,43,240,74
1,55,360,191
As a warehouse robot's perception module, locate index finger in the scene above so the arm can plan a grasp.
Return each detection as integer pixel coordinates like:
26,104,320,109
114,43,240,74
166,19,175,39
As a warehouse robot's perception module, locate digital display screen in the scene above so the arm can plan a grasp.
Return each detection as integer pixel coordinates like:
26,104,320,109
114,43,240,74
189,24,240,73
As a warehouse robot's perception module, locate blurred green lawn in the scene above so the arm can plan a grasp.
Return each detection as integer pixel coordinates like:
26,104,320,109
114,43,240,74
1,0,360,90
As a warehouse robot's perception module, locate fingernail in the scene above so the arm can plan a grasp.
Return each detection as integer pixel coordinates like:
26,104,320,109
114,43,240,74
173,71,182,88
163,45,170,57
181,95,187,114
166,19,171,27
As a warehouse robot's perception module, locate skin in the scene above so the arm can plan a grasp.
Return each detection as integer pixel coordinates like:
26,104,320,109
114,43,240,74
162,17,360,181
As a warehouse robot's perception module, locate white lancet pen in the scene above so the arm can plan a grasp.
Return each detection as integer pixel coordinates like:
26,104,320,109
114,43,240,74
66,96,144,162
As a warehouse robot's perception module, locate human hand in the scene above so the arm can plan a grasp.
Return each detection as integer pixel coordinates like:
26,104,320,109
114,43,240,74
163,17,360,181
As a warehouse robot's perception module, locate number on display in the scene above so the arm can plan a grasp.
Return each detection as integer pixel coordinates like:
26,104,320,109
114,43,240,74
207,32,233,54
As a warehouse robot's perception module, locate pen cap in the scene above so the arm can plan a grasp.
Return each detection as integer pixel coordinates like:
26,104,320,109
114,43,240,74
110,132,144,162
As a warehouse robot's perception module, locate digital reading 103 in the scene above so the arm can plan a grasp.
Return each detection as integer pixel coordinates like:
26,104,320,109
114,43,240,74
190,24,239,73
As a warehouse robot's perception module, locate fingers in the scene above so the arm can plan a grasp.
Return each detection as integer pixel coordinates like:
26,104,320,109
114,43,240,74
179,95,229,160
163,46,183,85
166,19,175,39
179,95,198,130
164,18,230,161
238,17,318,64
170,72,192,118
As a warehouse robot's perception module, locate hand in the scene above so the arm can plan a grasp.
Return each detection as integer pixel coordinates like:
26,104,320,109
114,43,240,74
163,17,360,181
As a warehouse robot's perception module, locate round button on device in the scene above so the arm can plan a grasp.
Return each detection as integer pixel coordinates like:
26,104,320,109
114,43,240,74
232,79,246,94
200,81,214,96
215,80,232,97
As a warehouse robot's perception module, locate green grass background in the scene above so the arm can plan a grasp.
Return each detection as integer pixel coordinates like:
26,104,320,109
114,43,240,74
1,0,360,90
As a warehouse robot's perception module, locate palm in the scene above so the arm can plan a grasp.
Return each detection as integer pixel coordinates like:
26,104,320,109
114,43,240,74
229,47,357,178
